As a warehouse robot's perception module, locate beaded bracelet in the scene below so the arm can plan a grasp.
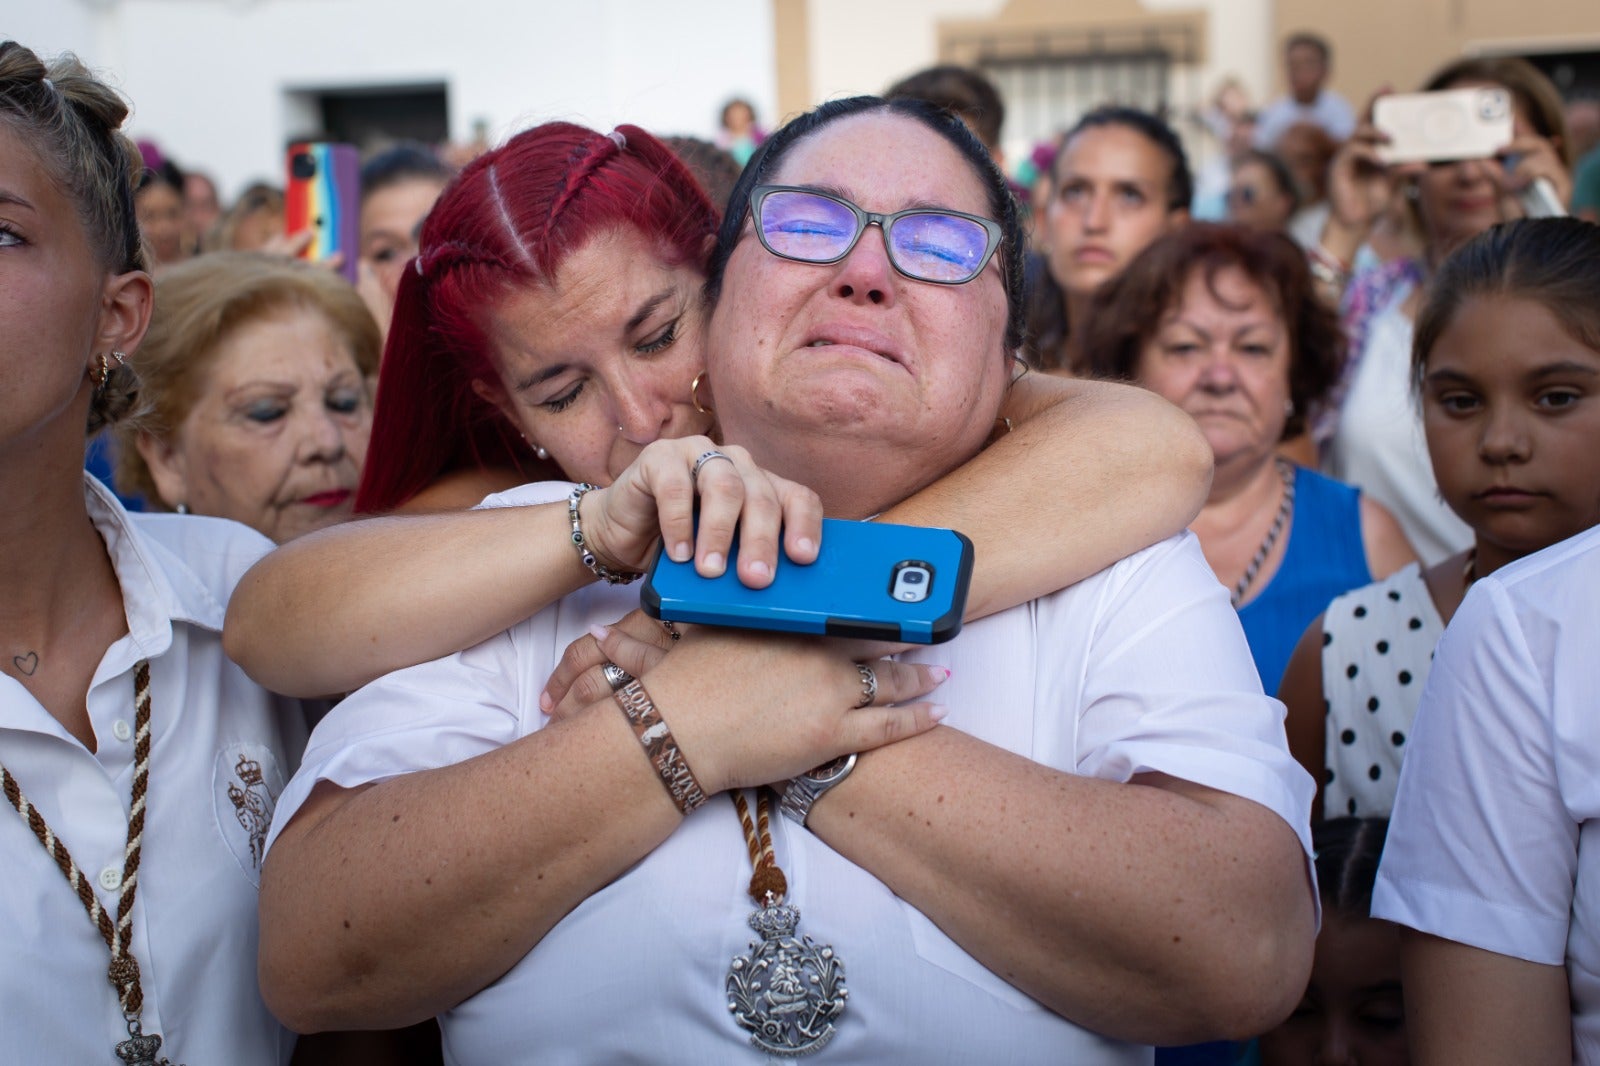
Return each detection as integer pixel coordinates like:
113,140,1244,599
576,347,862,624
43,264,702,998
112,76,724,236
614,680,707,814
568,483,642,585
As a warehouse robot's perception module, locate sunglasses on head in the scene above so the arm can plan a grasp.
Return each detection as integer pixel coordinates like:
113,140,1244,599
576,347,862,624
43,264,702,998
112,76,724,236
749,185,1003,286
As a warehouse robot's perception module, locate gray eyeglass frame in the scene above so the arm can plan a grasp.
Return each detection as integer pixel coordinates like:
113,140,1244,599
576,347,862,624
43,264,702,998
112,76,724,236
749,184,1004,285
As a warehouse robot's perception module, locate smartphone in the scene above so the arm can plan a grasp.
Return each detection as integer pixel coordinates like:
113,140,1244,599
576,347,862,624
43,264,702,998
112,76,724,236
640,519,974,644
1373,88,1513,165
284,141,361,283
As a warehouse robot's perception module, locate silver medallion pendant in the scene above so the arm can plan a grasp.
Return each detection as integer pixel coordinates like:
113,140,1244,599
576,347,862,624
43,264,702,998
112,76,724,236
726,894,848,1057
115,1020,178,1066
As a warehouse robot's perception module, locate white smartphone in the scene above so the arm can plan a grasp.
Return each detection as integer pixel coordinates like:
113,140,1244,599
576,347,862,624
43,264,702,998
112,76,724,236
1373,88,1513,165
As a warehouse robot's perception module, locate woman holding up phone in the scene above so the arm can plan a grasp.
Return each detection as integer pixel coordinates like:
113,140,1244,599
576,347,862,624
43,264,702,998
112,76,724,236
1311,56,1572,564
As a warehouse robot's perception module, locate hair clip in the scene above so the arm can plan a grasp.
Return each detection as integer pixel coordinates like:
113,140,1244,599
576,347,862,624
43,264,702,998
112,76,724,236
607,129,627,151
414,255,425,277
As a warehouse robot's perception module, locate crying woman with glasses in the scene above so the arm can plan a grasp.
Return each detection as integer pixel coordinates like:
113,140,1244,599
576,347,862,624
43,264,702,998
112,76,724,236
248,97,1316,1062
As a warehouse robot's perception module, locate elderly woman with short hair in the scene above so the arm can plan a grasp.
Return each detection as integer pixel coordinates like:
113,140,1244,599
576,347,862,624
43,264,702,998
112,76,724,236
115,251,378,542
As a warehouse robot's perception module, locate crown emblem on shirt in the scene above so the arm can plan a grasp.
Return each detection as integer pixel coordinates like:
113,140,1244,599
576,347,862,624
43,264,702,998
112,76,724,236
233,754,263,786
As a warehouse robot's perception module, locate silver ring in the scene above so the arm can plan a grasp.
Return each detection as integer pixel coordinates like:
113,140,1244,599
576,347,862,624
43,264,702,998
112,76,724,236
602,661,634,693
691,449,734,487
854,663,878,709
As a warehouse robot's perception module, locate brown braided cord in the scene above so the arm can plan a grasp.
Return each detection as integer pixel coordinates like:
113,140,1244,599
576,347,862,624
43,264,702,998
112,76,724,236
730,789,788,905
0,660,152,1017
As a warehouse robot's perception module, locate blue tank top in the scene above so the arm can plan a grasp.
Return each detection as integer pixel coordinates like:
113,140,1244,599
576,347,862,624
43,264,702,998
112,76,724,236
1237,466,1371,694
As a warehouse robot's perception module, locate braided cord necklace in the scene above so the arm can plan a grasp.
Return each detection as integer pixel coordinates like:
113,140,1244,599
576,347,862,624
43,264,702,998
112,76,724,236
725,789,848,1056
0,661,179,1065
1231,458,1297,609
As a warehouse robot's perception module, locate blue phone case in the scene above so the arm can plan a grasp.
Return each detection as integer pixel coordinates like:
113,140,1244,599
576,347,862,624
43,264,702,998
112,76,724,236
640,519,974,644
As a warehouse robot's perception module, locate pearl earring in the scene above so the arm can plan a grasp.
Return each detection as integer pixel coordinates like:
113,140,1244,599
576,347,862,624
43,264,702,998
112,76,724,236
521,433,550,462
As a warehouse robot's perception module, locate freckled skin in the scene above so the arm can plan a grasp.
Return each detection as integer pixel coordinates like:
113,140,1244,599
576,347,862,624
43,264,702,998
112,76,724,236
477,227,713,486
704,112,1012,517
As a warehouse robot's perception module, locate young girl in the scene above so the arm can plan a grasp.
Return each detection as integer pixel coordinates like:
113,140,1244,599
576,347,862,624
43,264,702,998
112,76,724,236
1280,216,1600,819
1258,818,1407,1066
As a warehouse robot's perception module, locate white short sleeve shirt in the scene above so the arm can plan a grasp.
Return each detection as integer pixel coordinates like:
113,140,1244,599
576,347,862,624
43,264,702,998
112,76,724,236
0,477,306,1066
269,485,1315,1065
1373,524,1600,1061
1253,90,1357,149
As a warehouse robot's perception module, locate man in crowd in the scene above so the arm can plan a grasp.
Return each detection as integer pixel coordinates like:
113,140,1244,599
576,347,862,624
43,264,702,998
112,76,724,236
1254,32,1355,150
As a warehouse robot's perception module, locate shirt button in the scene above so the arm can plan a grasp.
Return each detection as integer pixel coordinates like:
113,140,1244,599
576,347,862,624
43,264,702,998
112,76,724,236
99,866,122,891
111,720,132,742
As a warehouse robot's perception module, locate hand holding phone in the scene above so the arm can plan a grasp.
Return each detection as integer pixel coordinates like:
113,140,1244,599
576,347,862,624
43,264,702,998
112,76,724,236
285,142,361,283
1373,88,1513,165
641,518,974,644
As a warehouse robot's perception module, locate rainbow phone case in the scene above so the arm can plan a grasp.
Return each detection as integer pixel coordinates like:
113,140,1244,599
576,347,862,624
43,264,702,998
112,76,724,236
641,519,973,644
284,142,360,283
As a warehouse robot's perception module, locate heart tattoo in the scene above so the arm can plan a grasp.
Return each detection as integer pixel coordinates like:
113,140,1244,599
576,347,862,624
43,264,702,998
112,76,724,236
12,652,38,676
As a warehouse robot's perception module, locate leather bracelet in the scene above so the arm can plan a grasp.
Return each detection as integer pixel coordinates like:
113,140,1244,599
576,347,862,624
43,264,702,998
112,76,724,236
613,679,707,814
568,483,643,585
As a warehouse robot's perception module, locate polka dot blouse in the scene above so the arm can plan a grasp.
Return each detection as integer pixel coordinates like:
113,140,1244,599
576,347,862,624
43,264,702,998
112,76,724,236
1318,562,1445,820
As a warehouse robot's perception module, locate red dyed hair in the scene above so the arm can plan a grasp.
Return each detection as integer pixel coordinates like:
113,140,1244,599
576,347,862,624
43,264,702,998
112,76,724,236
356,122,720,513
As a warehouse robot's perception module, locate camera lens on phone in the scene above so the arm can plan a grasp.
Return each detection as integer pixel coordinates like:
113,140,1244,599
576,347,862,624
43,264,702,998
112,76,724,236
903,571,925,584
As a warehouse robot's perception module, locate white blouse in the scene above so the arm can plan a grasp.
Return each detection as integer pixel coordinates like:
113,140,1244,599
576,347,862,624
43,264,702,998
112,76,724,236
269,483,1315,1065
1374,524,1600,1061
1325,285,1473,564
0,477,306,1066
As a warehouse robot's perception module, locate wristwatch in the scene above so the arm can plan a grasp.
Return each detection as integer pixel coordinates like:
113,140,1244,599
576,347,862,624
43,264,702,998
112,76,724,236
778,753,858,826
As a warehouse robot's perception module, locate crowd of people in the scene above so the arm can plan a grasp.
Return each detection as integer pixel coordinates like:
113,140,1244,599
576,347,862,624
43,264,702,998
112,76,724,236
4,22,1600,1066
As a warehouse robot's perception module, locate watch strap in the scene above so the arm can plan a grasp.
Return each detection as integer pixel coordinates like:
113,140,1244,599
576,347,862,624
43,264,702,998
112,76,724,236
778,753,858,826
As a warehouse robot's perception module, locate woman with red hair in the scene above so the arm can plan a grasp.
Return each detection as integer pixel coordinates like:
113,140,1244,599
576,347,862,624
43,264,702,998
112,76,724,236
226,120,1214,701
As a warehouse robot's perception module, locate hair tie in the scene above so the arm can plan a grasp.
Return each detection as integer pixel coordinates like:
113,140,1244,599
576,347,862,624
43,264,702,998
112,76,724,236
607,129,627,151
40,77,56,95
414,253,425,277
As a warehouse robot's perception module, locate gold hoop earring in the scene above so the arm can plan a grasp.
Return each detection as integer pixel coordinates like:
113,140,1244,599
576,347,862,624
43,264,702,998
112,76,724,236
690,371,713,416
89,350,127,389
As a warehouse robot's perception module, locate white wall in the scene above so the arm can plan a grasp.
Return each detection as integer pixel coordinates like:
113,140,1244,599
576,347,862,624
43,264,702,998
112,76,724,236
804,0,1006,104
8,0,776,199
798,0,1274,169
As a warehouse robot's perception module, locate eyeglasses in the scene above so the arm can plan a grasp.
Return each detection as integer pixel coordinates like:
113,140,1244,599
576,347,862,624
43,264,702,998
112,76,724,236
749,185,1003,285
